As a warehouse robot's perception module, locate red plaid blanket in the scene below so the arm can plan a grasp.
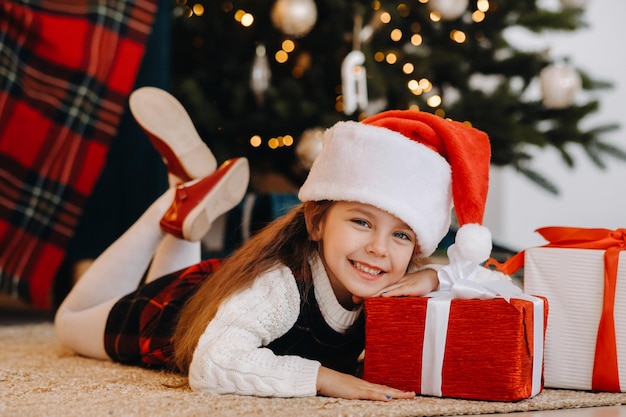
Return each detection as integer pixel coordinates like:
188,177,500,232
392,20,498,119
0,0,158,309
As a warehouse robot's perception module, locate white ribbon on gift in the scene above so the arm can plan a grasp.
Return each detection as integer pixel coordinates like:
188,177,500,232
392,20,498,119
420,244,545,398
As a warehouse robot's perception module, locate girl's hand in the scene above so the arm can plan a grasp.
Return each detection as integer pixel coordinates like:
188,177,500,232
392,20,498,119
379,268,438,297
316,366,415,401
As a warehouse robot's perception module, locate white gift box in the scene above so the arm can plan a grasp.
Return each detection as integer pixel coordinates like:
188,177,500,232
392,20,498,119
523,247,626,391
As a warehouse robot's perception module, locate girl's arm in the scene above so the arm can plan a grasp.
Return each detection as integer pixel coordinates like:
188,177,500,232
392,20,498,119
378,267,439,297
189,265,319,397
189,264,414,400
317,366,415,400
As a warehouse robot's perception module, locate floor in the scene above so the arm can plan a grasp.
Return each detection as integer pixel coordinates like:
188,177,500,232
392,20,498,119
3,304,626,417
470,406,626,417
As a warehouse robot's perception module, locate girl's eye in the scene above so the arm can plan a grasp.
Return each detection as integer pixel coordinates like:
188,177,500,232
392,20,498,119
352,219,370,228
393,231,412,241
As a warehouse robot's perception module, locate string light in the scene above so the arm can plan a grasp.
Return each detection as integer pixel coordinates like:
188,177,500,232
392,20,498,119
411,33,423,46
335,95,344,112
292,51,311,78
450,29,467,43
472,10,485,22
275,50,288,63
408,103,421,111
385,53,397,64
240,12,254,27
282,39,295,52
390,28,403,42
427,94,442,107
477,0,490,12
408,80,422,95
249,134,295,150
234,10,254,27
474,0,489,21
192,4,204,16
419,78,432,92
397,3,410,17
267,135,294,149
268,138,279,149
250,135,262,147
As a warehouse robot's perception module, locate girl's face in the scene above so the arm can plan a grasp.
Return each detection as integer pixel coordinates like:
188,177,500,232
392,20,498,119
309,201,416,308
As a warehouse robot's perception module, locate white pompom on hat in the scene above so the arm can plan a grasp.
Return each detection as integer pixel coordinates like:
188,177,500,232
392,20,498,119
298,109,493,262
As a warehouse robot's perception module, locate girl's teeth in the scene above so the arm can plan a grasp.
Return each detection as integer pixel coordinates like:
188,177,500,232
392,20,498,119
354,262,381,275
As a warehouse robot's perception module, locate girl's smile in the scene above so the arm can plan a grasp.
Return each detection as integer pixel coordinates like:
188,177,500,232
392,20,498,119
351,260,385,279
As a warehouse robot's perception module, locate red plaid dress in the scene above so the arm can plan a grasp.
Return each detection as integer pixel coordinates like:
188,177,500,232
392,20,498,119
0,0,158,309
104,258,222,368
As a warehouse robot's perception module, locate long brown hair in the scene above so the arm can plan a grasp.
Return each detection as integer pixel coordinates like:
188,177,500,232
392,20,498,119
171,200,425,374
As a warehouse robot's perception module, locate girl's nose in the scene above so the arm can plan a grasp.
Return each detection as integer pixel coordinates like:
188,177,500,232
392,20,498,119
365,233,388,257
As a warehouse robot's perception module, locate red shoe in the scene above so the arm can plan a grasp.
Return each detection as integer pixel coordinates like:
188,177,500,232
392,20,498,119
129,87,217,182
160,158,250,241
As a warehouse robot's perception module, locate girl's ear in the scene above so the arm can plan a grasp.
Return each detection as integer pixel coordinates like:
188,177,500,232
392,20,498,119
308,224,322,241
304,205,322,241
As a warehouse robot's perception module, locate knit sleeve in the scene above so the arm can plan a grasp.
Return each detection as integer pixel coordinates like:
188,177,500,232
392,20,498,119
188,264,321,397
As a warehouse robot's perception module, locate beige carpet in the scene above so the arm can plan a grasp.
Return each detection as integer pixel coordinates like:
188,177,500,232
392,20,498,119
3,318,626,417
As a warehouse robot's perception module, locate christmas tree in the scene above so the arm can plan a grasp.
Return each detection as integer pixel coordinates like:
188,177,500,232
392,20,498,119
170,0,625,193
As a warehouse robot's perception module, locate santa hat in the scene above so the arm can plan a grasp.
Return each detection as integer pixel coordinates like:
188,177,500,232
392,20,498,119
298,109,493,263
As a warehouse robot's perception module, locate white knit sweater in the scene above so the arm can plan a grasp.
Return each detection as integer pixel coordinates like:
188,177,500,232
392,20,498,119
188,255,362,397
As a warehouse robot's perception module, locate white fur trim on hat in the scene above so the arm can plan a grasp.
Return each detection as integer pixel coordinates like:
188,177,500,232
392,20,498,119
298,121,453,256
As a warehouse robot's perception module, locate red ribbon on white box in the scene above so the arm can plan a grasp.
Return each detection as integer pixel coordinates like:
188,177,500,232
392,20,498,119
420,280,544,398
489,226,626,392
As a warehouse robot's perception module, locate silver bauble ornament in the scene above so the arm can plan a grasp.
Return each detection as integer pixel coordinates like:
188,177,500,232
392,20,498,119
271,0,317,38
540,62,581,109
427,0,469,20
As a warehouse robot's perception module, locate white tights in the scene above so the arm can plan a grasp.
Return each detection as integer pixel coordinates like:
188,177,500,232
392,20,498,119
54,186,202,360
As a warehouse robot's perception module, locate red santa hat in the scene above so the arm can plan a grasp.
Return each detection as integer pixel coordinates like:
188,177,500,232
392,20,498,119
298,109,493,263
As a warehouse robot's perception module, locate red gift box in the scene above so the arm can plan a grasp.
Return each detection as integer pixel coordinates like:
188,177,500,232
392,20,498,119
363,295,547,401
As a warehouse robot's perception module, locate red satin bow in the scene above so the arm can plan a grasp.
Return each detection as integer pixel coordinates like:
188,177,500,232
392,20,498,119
489,227,626,392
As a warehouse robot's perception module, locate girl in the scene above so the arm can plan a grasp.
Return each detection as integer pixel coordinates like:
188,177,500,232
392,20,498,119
55,87,494,401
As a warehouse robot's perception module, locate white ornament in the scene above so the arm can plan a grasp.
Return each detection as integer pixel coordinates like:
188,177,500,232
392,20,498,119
468,73,505,95
271,0,318,38
427,0,469,20
341,50,368,115
250,44,271,106
559,0,588,9
296,127,324,169
540,62,581,109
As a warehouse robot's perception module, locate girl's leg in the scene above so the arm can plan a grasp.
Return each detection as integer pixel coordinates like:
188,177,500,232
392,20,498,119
144,174,202,284
54,188,174,360
145,158,250,283
57,87,224,360
55,158,249,360
145,236,201,284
